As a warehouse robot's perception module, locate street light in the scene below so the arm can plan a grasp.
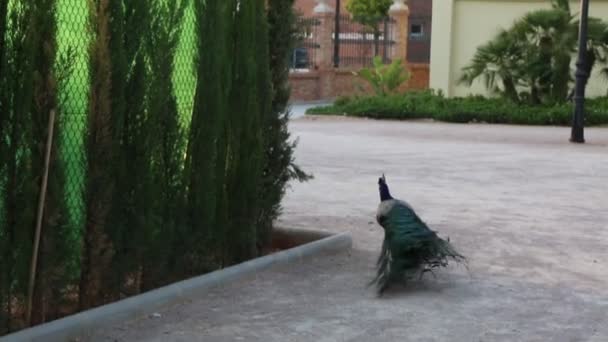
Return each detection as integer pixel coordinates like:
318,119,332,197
334,0,341,68
570,0,590,143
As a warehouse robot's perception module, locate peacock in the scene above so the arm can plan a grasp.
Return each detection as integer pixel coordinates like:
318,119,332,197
371,175,466,295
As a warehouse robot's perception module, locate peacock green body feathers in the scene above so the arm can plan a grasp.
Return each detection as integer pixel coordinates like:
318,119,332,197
371,175,466,295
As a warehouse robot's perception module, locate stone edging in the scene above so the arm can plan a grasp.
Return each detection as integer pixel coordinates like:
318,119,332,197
0,230,352,342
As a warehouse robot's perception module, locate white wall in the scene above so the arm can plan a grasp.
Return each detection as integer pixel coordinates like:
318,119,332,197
430,0,608,97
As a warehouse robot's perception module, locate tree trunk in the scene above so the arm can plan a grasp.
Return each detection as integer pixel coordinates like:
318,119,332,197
552,55,571,102
502,77,519,103
80,0,114,311
373,25,380,57
530,85,541,105
79,197,113,309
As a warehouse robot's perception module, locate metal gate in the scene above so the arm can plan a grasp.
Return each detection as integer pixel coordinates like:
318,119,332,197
291,17,320,70
291,14,396,70
334,15,395,68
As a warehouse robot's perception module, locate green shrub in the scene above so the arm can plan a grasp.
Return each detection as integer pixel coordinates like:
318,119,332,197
334,95,352,106
353,56,410,96
307,91,608,126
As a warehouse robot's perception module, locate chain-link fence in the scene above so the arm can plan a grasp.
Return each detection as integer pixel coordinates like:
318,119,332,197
56,0,198,232
57,0,90,232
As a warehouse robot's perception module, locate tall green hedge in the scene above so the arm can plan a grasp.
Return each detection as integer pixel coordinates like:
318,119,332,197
307,91,608,126
0,0,308,334
259,0,312,248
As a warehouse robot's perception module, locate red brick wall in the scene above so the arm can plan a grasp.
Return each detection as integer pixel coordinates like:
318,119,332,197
406,63,430,90
289,72,320,101
333,69,371,96
289,1,431,102
407,0,432,63
288,64,430,101
294,0,315,16
293,0,433,63
408,0,432,14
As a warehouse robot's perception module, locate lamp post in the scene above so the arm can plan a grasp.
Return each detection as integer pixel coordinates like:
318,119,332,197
334,0,341,68
570,0,590,143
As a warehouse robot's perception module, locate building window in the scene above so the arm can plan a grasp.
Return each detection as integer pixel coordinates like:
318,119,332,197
410,24,423,38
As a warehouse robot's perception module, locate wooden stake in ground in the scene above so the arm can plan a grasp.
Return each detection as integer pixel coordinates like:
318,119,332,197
26,109,56,326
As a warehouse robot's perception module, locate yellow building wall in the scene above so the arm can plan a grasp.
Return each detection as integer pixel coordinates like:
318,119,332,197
430,0,608,98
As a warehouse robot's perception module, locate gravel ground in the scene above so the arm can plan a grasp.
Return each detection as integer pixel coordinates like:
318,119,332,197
84,116,608,342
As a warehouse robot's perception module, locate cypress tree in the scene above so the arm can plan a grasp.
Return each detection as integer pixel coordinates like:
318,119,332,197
222,0,272,263
0,2,36,332
80,0,114,310
81,0,153,305
4,3,40,311
0,0,314,331
105,0,153,298
141,0,189,290
185,0,234,272
0,0,72,329
225,0,257,263
27,0,75,325
0,0,7,85
257,0,311,248
0,0,10,330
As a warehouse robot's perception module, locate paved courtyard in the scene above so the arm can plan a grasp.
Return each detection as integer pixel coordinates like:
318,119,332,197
86,116,608,341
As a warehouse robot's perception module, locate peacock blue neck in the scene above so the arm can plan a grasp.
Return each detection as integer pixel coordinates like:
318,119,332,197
379,183,393,201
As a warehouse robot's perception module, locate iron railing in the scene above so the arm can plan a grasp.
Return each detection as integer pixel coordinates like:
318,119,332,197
291,15,396,70
292,17,320,70
333,14,395,68
407,15,431,63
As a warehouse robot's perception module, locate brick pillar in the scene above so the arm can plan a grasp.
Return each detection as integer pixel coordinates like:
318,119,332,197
314,1,335,99
389,0,410,63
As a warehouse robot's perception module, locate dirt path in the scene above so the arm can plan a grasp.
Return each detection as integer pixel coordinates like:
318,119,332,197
86,117,608,341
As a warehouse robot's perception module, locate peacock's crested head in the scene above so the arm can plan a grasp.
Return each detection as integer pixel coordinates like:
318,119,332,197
378,174,393,201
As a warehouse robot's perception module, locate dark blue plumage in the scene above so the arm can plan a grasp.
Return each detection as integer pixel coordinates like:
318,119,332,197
379,177,393,201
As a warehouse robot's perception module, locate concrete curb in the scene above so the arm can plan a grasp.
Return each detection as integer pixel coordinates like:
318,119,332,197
1,231,352,342
288,99,334,106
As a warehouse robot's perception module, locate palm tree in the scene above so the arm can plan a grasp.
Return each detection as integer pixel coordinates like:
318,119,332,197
460,0,608,104
588,18,608,92
459,29,522,103
511,1,576,103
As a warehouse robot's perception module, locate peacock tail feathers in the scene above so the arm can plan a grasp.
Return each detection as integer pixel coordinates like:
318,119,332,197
372,176,466,295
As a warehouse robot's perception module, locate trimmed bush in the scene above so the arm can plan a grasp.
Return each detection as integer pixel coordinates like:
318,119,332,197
306,91,608,126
